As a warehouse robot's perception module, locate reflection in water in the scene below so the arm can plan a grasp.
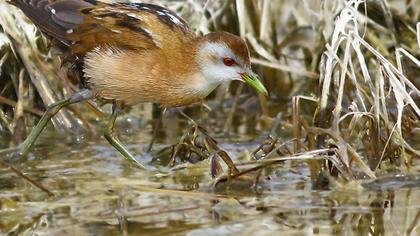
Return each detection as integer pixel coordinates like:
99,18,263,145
0,107,419,235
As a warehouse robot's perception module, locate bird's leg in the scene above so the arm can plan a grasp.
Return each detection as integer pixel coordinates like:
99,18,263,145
176,109,197,126
19,89,93,157
104,102,146,169
146,108,167,153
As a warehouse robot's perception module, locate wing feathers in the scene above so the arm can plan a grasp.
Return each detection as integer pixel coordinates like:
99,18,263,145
10,0,194,60
10,0,93,44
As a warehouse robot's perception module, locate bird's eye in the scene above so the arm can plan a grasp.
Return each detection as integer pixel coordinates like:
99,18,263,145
223,57,235,66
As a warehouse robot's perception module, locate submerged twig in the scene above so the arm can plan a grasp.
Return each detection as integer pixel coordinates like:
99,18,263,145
0,159,54,197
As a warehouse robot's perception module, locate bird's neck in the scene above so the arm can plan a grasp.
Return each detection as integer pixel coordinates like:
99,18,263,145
152,38,221,105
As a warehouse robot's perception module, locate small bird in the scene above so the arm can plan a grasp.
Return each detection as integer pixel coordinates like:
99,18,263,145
10,0,268,168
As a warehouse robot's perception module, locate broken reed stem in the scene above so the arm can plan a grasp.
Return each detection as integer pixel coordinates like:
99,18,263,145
16,69,25,119
292,96,301,153
12,69,27,145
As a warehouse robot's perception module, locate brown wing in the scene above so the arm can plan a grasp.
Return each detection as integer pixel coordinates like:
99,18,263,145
9,0,193,57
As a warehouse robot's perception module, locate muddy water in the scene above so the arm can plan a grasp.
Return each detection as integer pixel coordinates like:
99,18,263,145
0,108,419,235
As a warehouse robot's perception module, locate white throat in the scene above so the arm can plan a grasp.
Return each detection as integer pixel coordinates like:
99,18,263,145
186,72,221,98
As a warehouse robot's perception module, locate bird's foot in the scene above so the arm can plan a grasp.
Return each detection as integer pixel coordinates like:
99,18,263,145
104,132,146,169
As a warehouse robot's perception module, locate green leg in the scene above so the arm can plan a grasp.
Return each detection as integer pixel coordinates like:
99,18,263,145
104,102,146,169
19,90,93,157
146,108,166,153
176,109,197,126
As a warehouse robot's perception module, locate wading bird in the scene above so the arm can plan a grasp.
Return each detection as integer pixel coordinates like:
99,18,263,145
10,0,268,168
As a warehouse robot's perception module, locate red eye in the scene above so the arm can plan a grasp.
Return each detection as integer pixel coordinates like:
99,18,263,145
223,57,235,66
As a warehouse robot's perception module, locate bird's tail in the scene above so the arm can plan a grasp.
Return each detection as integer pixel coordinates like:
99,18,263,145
8,0,93,44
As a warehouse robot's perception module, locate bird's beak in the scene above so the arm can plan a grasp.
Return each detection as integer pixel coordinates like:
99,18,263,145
239,71,268,96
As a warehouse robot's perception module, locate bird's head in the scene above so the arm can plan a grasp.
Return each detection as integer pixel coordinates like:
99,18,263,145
196,32,268,96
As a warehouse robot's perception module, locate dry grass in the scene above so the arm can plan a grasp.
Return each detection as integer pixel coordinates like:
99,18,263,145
0,0,419,184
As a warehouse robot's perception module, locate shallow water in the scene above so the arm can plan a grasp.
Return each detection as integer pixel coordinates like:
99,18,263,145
0,109,419,236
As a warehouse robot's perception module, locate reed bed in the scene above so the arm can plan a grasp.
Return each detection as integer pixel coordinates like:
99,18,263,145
0,0,419,185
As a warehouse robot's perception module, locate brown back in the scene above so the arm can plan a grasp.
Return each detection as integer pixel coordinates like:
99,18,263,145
9,0,194,83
